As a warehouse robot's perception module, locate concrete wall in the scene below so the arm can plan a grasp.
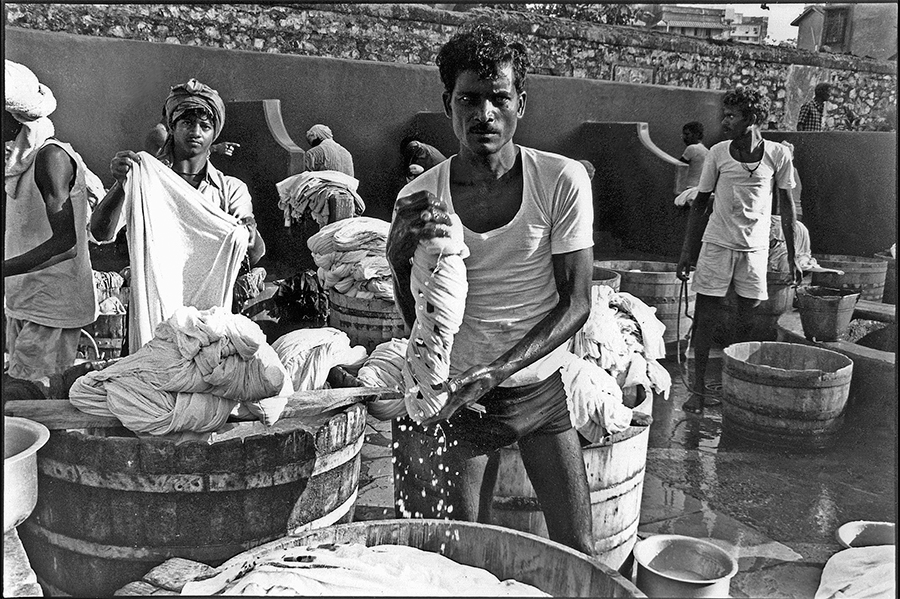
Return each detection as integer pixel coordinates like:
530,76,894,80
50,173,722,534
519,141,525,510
5,3,896,132
764,131,897,258
6,27,896,265
848,4,899,62
4,26,725,221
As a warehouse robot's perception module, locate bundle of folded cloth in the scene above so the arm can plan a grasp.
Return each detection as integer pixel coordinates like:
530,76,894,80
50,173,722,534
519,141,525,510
307,216,394,301
69,306,291,442
277,170,365,228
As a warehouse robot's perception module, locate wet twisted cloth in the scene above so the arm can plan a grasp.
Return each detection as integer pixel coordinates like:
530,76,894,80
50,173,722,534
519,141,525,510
69,306,291,440
271,327,368,392
180,542,548,596
122,152,249,351
402,213,469,423
356,337,408,419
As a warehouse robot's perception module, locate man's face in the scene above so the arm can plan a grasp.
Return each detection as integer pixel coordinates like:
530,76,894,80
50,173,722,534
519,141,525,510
442,64,526,157
3,110,23,144
816,87,831,103
171,113,215,159
721,105,754,140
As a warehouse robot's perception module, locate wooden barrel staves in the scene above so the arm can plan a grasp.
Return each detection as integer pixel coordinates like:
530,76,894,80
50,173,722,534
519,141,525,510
874,251,896,305
812,254,888,302
594,260,694,354
721,341,853,449
750,271,796,341
19,404,366,597
328,289,408,353
592,263,621,292
392,395,653,572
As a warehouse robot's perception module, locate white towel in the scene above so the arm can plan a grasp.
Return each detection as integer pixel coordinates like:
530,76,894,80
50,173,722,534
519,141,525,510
123,152,249,352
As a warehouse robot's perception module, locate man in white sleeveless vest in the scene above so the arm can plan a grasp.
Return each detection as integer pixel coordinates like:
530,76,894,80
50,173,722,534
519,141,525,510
4,60,98,381
387,25,596,555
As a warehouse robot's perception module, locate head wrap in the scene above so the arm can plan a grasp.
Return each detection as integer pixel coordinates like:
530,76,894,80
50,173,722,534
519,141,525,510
162,78,225,141
5,60,57,121
306,124,333,145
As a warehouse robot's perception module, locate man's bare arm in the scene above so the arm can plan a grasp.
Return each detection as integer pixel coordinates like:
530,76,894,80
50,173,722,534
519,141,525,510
4,146,78,277
422,246,593,425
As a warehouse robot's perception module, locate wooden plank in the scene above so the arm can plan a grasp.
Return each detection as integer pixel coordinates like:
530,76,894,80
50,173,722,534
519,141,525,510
4,387,401,431
3,400,121,430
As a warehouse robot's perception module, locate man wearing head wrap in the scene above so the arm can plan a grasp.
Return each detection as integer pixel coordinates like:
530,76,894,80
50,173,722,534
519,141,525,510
91,78,264,266
303,123,354,177
4,60,99,380
89,78,265,354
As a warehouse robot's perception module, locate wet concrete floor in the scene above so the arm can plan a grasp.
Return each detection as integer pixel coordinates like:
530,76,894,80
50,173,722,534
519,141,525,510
354,351,897,598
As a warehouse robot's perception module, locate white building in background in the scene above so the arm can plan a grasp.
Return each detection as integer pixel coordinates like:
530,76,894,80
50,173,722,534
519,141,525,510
645,4,769,44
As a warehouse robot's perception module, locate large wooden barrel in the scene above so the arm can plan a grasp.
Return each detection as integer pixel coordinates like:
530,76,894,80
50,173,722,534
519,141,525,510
593,263,621,292
721,342,853,449
19,404,366,597
594,260,694,353
812,254,888,302
874,251,896,305
188,520,644,597
328,289,408,352
750,271,796,340
392,395,652,572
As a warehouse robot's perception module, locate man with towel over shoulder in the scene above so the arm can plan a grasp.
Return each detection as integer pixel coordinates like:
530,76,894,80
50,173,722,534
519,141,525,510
90,78,266,353
4,60,98,382
386,24,596,556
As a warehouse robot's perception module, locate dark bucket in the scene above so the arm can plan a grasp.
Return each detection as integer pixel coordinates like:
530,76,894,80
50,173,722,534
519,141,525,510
796,286,860,342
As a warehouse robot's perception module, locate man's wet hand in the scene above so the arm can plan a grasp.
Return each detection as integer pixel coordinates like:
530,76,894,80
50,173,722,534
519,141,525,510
387,190,452,267
110,151,141,183
419,368,496,426
676,253,692,282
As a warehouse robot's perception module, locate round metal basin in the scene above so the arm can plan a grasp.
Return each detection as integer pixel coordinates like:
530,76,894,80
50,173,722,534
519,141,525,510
4,417,50,533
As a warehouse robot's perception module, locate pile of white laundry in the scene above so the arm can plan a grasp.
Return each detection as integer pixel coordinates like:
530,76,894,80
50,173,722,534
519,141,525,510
307,217,394,301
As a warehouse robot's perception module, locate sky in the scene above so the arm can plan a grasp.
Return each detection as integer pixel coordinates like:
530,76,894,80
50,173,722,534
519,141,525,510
687,3,808,42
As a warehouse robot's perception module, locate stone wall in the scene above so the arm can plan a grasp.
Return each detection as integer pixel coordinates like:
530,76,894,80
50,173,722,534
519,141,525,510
5,2,897,131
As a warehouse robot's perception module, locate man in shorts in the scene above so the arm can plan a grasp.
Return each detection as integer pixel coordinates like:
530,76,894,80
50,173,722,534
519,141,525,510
677,87,801,413
386,24,595,555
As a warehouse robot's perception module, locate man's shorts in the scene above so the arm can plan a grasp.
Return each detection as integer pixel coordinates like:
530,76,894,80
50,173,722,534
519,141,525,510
406,370,573,461
6,317,82,381
692,242,768,301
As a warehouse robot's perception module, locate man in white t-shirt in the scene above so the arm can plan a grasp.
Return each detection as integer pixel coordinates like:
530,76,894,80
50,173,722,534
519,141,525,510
386,24,596,555
675,121,708,195
677,87,800,413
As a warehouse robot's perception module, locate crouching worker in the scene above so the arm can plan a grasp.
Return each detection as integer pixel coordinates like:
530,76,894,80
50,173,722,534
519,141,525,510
90,78,265,353
4,60,98,381
386,25,595,555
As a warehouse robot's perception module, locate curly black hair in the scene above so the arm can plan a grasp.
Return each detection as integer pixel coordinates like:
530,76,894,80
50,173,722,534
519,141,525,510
436,24,530,95
722,87,770,125
682,121,704,139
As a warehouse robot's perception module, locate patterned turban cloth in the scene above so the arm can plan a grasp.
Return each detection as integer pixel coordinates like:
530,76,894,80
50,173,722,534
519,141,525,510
162,78,226,141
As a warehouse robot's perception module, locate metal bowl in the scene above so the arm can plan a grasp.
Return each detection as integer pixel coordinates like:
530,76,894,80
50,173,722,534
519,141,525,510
633,534,738,598
4,416,50,533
